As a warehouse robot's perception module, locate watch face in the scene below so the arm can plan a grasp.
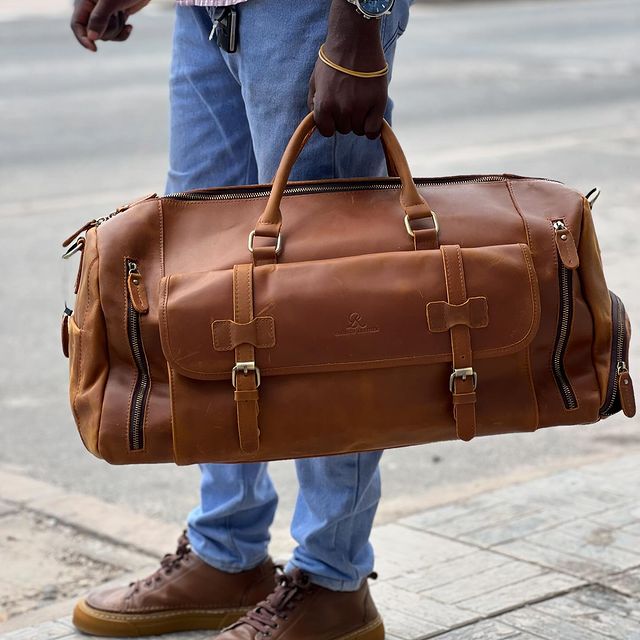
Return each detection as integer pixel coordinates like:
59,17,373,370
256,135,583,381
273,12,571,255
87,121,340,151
358,0,394,18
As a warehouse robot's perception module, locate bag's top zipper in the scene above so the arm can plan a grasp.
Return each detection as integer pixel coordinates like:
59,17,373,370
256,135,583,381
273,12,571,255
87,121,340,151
165,174,559,202
62,175,560,244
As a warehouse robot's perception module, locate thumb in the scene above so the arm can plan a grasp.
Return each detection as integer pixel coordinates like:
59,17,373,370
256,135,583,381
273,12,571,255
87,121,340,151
87,0,116,39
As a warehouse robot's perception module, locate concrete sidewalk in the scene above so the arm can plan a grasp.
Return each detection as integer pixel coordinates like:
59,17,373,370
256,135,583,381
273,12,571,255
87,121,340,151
2,452,640,639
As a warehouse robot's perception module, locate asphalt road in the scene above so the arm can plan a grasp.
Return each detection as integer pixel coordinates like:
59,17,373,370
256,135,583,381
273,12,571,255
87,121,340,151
1,0,638,544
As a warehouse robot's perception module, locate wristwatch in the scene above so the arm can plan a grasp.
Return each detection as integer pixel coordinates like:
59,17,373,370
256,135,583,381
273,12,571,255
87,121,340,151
346,0,396,19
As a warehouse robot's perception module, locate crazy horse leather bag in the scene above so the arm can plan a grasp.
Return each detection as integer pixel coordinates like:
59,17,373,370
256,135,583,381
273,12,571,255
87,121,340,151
62,114,636,465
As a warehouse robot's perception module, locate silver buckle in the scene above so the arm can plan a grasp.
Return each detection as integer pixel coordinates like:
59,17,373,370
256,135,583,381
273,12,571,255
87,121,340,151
248,230,283,256
232,361,261,389
404,210,440,241
449,367,478,393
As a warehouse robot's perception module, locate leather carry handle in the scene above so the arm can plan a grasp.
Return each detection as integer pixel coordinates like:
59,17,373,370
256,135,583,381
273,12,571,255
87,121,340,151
250,113,439,265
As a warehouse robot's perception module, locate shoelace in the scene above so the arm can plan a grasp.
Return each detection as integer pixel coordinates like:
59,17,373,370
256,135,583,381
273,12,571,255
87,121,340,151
127,531,191,595
235,568,311,635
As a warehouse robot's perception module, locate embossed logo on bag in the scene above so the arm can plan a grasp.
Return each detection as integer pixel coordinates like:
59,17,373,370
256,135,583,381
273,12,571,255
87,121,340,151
335,313,380,337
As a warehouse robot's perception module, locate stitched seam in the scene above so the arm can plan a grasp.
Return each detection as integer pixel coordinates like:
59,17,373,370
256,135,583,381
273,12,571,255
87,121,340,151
226,321,233,349
505,179,555,384
455,246,467,300
80,257,99,327
70,318,82,426
524,346,540,429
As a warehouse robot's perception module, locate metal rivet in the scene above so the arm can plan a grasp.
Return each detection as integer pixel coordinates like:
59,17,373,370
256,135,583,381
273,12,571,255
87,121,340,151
133,279,139,285
624,379,629,385
560,234,568,241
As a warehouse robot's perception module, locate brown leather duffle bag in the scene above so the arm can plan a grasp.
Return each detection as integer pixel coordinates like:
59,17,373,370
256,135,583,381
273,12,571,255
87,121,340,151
62,114,636,465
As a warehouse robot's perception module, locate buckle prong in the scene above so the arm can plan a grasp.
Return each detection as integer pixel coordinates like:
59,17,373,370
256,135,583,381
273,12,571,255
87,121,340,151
232,362,261,388
449,367,478,393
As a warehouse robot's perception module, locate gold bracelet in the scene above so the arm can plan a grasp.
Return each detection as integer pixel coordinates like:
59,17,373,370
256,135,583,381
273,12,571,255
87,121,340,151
318,44,389,79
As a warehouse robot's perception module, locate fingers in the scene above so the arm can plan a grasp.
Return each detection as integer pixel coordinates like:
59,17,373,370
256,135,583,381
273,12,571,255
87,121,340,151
310,63,387,138
314,103,336,138
364,107,384,140
334,110,352,136
112,23,133,41
87,0,116,40
101,12,129,40
70,0,98,51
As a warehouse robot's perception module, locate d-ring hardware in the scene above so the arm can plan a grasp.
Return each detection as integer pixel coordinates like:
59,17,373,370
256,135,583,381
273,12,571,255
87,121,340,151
248,231,283,256
404,210,440,241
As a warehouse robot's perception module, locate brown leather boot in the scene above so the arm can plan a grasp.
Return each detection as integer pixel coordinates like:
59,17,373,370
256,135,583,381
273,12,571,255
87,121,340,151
218,568,384,640
72,532,277,637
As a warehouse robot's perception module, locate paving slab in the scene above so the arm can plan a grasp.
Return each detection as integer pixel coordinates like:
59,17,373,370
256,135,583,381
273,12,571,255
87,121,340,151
434,619,539,640
0,510,152,623
601,567,640,597
5,452,640,638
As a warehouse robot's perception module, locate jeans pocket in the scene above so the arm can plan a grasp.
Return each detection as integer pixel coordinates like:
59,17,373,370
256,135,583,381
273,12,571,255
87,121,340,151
381,0,411,53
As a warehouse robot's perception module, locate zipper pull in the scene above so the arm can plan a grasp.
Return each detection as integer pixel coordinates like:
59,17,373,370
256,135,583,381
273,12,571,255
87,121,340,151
617,363,636,418
61,306,72,359
127,263,149,314
553,220,580,270
62,220,97,248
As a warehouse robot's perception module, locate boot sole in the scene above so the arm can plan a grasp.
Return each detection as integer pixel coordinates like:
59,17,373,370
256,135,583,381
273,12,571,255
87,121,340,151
337,616,385,640
72,598,249,637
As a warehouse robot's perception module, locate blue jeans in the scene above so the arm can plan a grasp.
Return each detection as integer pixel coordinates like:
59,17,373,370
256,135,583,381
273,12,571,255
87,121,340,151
167,0,410,592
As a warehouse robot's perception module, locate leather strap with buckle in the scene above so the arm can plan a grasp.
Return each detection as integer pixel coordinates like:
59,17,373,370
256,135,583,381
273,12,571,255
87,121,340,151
440,245,478,441
232,264,261,454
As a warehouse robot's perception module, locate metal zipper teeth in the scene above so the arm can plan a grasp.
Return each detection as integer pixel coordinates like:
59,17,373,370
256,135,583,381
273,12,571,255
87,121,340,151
601,292,627,416
164,176,511,202
551,221,578,410
126,260,150,451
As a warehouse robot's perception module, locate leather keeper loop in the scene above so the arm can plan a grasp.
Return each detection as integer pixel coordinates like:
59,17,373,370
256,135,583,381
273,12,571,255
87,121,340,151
213,317,276,352
427,297,489,333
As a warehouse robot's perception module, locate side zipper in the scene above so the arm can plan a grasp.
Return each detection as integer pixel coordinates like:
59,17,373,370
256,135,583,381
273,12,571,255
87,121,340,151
126,259,150,450
601,292,634,417
551,220,579,410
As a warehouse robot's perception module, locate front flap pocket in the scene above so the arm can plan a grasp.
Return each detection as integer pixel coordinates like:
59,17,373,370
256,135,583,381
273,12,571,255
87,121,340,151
159,244,540,381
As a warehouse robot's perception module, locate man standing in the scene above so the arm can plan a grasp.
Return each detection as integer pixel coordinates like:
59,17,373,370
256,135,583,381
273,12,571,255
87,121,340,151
69,1,410,638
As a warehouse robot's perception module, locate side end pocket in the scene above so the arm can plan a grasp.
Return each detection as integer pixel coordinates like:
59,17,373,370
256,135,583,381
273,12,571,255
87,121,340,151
67,232,109,459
